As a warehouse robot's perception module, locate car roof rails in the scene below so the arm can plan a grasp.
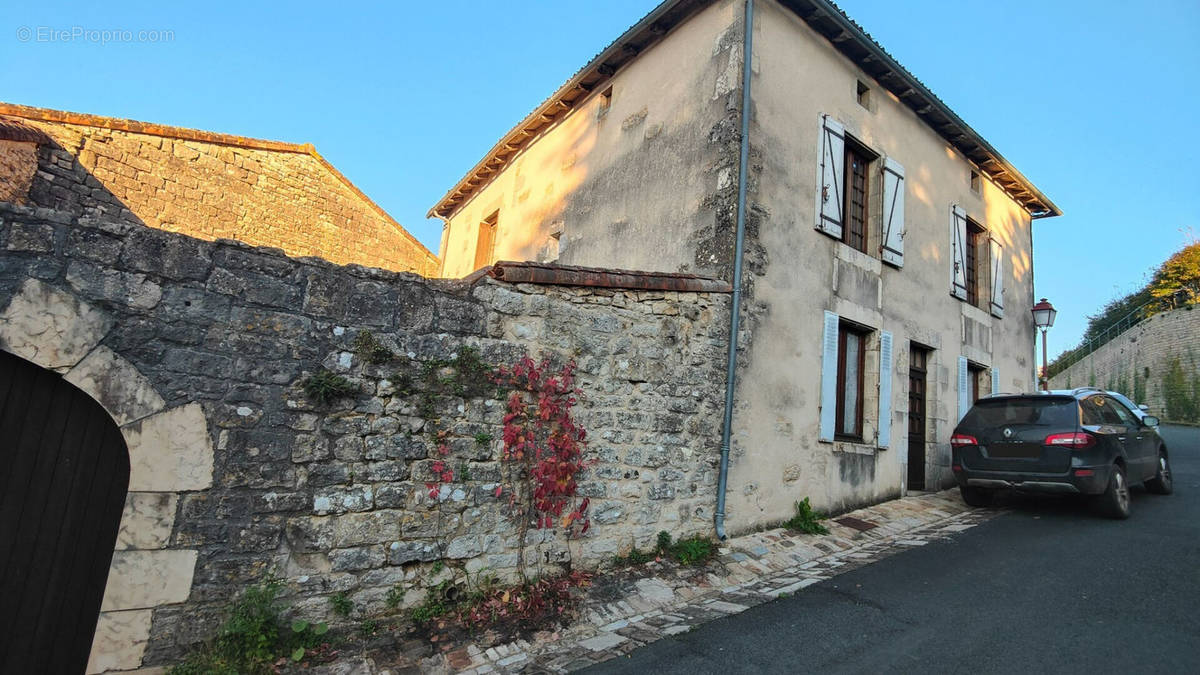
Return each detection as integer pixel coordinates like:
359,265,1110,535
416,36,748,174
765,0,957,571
1071,386,1103,395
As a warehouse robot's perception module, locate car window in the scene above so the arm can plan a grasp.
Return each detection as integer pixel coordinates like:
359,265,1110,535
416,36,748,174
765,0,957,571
1107,399,1137,426
961,398,1077,428
1080,397,1106,426
1082,396,1128,426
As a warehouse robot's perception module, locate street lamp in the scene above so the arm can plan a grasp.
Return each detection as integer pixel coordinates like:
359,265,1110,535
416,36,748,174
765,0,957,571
1031,298,1057,391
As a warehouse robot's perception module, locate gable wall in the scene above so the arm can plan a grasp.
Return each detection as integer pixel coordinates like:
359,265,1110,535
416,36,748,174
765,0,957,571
439,0,744,279
8,117,438,275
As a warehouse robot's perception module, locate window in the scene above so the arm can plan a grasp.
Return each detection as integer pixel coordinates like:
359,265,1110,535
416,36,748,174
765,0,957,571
836,322,869,438
970,169,981,194
843,139,872,253
856,80,871,109
598,86,613,116
964,219,986,307
968,362,987,404
473,210,498,271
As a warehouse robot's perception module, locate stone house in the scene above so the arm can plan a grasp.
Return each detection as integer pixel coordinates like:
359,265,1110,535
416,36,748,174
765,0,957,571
0,102,438,275
431,0,1061,525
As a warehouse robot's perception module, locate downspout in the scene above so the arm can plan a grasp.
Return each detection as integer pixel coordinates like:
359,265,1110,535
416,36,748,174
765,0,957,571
715,0,754,541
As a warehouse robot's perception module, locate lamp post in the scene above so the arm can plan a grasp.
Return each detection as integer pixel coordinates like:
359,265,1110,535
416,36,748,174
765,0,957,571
1031,298,1057,391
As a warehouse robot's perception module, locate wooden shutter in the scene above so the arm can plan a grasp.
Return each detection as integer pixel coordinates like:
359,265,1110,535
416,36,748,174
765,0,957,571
991,367,1000,395
877,331,894,449
957,356,970,422
819,311,840,442
950,206,968,299
989,238,1004,317
815,115,845,239
880,158,905,267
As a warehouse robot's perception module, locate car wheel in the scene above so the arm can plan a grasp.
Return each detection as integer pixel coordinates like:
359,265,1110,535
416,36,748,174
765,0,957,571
1145,451,1173,495
1096,464,1131,519
960,485,994,508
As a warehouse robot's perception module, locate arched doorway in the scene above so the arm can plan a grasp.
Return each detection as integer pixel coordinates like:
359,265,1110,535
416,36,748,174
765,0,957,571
0,349,130,673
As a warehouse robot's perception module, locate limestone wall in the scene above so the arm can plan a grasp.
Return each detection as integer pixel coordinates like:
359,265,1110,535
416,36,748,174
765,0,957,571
0,106,438,275
1049,306,1200,424
0,202,727,670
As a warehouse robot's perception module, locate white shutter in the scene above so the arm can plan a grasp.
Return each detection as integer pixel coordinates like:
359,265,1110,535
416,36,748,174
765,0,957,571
880,158,905,267
951,205,968,300
989,238,1004,318
877,331,894,449
815,115,845,239
957,356,970,422
819,311,840,442
991,367,1000,396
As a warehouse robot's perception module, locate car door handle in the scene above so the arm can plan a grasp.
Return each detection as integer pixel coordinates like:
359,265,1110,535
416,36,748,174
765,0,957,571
1118,436,1127,442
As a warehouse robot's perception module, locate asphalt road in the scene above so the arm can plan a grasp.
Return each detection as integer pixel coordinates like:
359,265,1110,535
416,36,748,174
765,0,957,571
585,424,1200,675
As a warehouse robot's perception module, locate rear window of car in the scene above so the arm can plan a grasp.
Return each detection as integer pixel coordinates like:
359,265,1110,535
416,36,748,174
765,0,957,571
961,398,1079,428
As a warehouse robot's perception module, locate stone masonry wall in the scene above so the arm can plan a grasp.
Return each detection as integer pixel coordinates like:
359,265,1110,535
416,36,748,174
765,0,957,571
1049,305,1200,423
0,201,728,668
1,108,438,275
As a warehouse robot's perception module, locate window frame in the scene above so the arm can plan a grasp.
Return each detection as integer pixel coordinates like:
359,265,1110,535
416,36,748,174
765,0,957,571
473,210,499,271
842,136,876,254
964,218,987,308
835,322,869,440
967,361,987,404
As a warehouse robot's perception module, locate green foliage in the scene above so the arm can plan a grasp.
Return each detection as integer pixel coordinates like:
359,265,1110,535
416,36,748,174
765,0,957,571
329,591,353,617
301,370,355,405
385,584,406,609
1047,241,1199,379
474,431,494,446
431,560,445,575
1163,354,1200,423
1149,242,1200,307
667,535,717,566
410,580,454,623
656,531,673,555
612,547,655,567
654,531,717,566
359,619,379,636
784,498,830,535
352,330,395,365
168,579,329,675
1134,367,1148,403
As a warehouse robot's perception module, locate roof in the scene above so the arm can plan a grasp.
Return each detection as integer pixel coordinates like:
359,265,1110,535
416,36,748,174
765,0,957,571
429,0,1060,220
0,102,436,259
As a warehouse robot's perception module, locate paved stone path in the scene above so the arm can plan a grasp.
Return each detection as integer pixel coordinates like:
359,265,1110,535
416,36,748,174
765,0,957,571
314,489,996,674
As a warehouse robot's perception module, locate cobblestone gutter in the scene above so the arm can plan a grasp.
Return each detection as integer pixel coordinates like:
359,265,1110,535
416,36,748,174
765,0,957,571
307,489,993,673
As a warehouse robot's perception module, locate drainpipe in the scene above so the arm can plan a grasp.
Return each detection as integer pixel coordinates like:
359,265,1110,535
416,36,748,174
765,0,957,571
715,0,755,541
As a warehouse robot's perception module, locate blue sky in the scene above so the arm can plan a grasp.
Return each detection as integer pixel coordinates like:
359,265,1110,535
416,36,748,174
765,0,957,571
3,0,1197,358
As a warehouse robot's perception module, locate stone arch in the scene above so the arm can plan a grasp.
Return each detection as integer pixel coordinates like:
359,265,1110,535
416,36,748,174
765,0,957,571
0,278,214,673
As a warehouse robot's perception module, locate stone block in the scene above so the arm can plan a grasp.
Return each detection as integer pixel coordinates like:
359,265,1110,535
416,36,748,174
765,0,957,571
116,492,178,550
86,609,153,674
100,549,198,611
122,403,213,491
65,345,166,425
0,278,113,370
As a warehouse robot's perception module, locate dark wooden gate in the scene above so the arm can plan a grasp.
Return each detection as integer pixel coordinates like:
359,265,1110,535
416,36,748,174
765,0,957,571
907,345,929,491
0,350,130,674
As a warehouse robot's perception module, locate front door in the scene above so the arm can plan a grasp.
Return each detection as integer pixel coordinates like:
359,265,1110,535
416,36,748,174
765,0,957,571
0,350,130,673
908,345,929,490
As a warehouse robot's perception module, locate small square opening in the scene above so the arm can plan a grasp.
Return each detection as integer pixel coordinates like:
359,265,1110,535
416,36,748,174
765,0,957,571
598,86,613,116
970,169,981,193
856,80,871,109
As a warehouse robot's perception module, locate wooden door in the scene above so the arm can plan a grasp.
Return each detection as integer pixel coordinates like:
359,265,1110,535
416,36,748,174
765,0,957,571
0,350,129,674
907,345,929,490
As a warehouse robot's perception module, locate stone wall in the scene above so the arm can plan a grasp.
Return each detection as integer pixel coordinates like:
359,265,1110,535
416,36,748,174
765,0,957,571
0,201,728,671
1049,306,1200,423
0,104,439,276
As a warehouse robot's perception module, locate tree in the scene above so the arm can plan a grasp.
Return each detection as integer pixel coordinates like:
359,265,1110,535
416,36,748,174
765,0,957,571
1148,242,1200,309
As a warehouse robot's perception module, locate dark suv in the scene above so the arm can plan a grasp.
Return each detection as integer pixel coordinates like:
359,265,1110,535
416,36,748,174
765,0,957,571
951,388,1172,518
